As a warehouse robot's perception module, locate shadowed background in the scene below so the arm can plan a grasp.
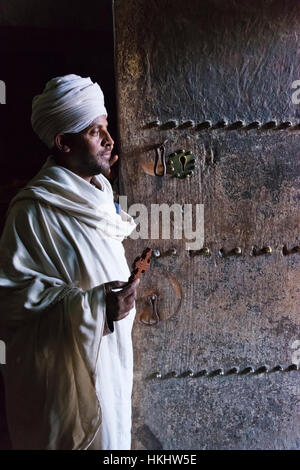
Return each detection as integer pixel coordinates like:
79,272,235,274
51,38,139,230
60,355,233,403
0,0,115,449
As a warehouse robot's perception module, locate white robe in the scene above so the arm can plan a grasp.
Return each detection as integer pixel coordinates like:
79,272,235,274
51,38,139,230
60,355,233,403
0,155,137,450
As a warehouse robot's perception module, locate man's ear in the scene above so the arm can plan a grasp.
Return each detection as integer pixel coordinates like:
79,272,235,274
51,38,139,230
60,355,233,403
54,134,71,153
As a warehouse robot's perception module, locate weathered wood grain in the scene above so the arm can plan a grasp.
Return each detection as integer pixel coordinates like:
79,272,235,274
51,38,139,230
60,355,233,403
114,0,300,450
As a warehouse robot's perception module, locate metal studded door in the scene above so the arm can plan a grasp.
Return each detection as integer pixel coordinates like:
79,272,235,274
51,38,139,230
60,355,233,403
113,0,300,450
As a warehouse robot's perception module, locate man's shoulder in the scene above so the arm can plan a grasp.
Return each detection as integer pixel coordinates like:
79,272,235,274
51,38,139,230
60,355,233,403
0,199,38,244
7,197,40,217
4,197,53,231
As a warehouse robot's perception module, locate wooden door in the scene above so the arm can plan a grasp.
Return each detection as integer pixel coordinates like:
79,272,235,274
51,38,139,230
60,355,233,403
114,0,300,450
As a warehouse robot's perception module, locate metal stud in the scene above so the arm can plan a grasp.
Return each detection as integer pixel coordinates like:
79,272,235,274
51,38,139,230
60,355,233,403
239,366,254,375
227,120,245,130
153,247,177,258
195,120,212,130
255,365,269,374
261,120,277,130
160,120,178,129
244,121,261,130
225,367,239,375
276,121,292,130
188,246,211,257
252,246,272,256
282,245,300,255
285,364,298,371
269,365,283,372
212,119,228,129
178,120,195,129
219,247,242,257
148,120,161,128
209,368,224,377
170,371,179,378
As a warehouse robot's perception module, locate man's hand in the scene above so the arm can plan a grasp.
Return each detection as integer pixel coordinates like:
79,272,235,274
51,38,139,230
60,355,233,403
104,278,140,322
109,154,118,167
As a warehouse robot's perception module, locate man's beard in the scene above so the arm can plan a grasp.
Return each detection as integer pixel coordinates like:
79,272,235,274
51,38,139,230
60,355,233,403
81,153,111,178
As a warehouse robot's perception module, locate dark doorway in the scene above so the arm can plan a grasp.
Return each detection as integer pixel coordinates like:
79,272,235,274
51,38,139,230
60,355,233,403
0,1,116,449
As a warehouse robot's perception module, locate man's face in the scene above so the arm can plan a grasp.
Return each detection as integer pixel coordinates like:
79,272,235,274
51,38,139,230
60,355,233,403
66,114,115,179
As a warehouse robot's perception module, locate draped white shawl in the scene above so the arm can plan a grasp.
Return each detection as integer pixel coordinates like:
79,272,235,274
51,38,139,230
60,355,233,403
0,156,137,450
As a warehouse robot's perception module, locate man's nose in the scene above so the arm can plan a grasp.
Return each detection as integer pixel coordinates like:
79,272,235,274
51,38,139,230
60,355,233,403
102,131,114,150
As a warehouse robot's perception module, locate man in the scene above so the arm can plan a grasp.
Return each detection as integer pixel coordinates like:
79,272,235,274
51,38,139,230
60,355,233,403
0,74,140,450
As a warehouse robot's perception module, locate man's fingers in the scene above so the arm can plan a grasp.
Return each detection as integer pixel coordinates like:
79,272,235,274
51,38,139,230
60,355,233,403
123,292,136,306
105,280,128,293
109,154,118,167
119,311,130,320
123,278,140,291
107,280,133,289
125,289,138,301
105,279,140,314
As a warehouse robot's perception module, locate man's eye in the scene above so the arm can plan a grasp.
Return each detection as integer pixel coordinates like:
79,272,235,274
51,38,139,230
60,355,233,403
91,129,99,135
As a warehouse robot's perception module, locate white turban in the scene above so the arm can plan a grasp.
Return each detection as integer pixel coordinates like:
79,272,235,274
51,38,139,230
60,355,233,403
31,74,107,149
